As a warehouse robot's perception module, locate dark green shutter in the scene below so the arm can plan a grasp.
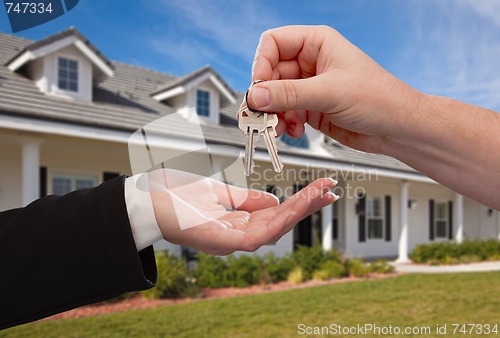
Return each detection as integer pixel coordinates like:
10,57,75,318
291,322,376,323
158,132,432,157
385,195,391,242
429,199,435,240
358,195,366,242
448,201,453,240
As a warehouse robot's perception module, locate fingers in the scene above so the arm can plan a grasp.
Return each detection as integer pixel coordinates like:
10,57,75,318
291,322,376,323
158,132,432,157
252,25,330,82
241,178,339,252
248,75,334,114
276,177,338,221
212,180,279,211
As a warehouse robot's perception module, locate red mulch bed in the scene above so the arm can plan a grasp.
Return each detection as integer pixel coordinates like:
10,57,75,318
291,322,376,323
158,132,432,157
45,273,400,321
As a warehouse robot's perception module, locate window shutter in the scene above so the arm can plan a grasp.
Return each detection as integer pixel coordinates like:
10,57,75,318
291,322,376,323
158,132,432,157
39,166,47,197
448,201,453,240
358,195,366,242
385,195,392,242
103,172,120,182
429,199,435,240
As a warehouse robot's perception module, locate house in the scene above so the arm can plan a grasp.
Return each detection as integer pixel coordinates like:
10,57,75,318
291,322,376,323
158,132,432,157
0,28,498,262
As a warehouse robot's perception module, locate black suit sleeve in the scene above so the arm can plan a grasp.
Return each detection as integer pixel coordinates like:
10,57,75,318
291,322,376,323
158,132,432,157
0,176,157,330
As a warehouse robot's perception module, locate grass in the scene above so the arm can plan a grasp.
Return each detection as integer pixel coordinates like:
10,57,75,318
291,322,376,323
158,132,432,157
2,272,500,337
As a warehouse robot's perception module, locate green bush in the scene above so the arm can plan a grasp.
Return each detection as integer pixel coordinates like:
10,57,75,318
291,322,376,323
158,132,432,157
288,267,304,285
194,246,347,288
317,260,347,279
368,259,395,274
224,255,262,287
261,252,294,283
410,240,500,264
312,269,329,281
291,244,344,281
291,244,325,281
347,258,368,278
193,253,228,288
142,251,197,299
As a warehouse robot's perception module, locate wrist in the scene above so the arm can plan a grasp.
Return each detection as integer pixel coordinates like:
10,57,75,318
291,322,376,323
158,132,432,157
378,86,429,157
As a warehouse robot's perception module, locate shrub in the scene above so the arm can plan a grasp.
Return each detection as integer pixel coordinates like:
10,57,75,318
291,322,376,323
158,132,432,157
291,244,324,281
224,254,262,287
312,269,329,281
312,260,346,281
368,259,395,274
291,244,344,281
410,240,500,264
347,258,368,278
288,267,303,285
261,252,294,283
142,251,195,299
193,253,228,288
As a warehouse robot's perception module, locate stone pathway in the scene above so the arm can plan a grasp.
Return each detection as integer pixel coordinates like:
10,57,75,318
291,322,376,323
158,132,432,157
393,260,500,273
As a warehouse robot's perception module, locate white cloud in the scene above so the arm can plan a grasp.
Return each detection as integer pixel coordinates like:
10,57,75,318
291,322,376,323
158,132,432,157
396,0,500,111
146,0,282,89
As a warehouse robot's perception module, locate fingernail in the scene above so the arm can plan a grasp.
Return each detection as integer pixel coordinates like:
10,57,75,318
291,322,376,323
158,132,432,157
333,194,341,201
251,87,270,109
332,179,339,185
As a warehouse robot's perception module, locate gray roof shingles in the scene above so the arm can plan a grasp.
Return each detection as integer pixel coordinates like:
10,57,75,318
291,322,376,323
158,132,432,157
0,29,417,174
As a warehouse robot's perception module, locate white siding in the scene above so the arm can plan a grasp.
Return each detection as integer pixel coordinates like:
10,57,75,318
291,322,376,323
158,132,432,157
344,180,400,259
407,184,455,251
33,45,94,102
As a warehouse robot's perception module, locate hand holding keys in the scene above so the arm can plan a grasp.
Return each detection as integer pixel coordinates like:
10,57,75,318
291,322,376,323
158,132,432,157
238,80,284,176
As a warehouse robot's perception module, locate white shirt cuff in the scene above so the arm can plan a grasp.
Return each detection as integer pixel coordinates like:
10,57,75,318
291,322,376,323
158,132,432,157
124,173,163,251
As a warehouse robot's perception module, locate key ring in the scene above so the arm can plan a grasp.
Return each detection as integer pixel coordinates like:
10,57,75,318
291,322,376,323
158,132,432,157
244,80,266,113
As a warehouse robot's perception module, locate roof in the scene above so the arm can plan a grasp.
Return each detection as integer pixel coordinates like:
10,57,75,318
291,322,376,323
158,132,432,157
151,65,237,104
0,30,418,176
5,27,114,79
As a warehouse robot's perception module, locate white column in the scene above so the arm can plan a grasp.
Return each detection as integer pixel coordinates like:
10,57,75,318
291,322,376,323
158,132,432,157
454,194,464,243
20,137,42,206
497,211,500,240
397,182,410,262
322,203,333,251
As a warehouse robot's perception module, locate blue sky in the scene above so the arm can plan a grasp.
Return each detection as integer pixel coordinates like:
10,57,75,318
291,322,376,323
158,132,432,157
2,0,500,111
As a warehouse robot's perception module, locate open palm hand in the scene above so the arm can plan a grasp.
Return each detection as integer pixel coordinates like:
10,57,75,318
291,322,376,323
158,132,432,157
148,169,338,255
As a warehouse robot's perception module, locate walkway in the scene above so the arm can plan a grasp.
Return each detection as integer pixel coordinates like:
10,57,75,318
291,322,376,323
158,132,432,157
393,261,500,274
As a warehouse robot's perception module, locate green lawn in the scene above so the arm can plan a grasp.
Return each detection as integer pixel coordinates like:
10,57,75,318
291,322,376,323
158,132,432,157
2,272,500,338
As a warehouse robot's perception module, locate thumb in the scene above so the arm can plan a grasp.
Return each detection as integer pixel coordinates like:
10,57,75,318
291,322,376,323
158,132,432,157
248,75,332,112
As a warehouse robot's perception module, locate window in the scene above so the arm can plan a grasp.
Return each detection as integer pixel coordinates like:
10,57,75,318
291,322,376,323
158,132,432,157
280,133,309,149
367,196,384,239
52,173,98,195
196,89,210,116
58,57,78,92
435,202,448,238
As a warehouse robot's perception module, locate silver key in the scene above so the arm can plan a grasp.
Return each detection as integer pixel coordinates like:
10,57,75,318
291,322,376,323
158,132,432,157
238,99,283,176
261,112,283,173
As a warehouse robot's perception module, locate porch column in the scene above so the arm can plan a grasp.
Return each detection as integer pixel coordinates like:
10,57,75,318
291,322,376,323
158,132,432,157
397,182,410,262
497,211,500,240
321,203,333,251
20,137,42,206
454,194,464,243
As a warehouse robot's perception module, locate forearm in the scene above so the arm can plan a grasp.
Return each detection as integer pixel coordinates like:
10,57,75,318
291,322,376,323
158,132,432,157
0,176,157,329
383,94,500,210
